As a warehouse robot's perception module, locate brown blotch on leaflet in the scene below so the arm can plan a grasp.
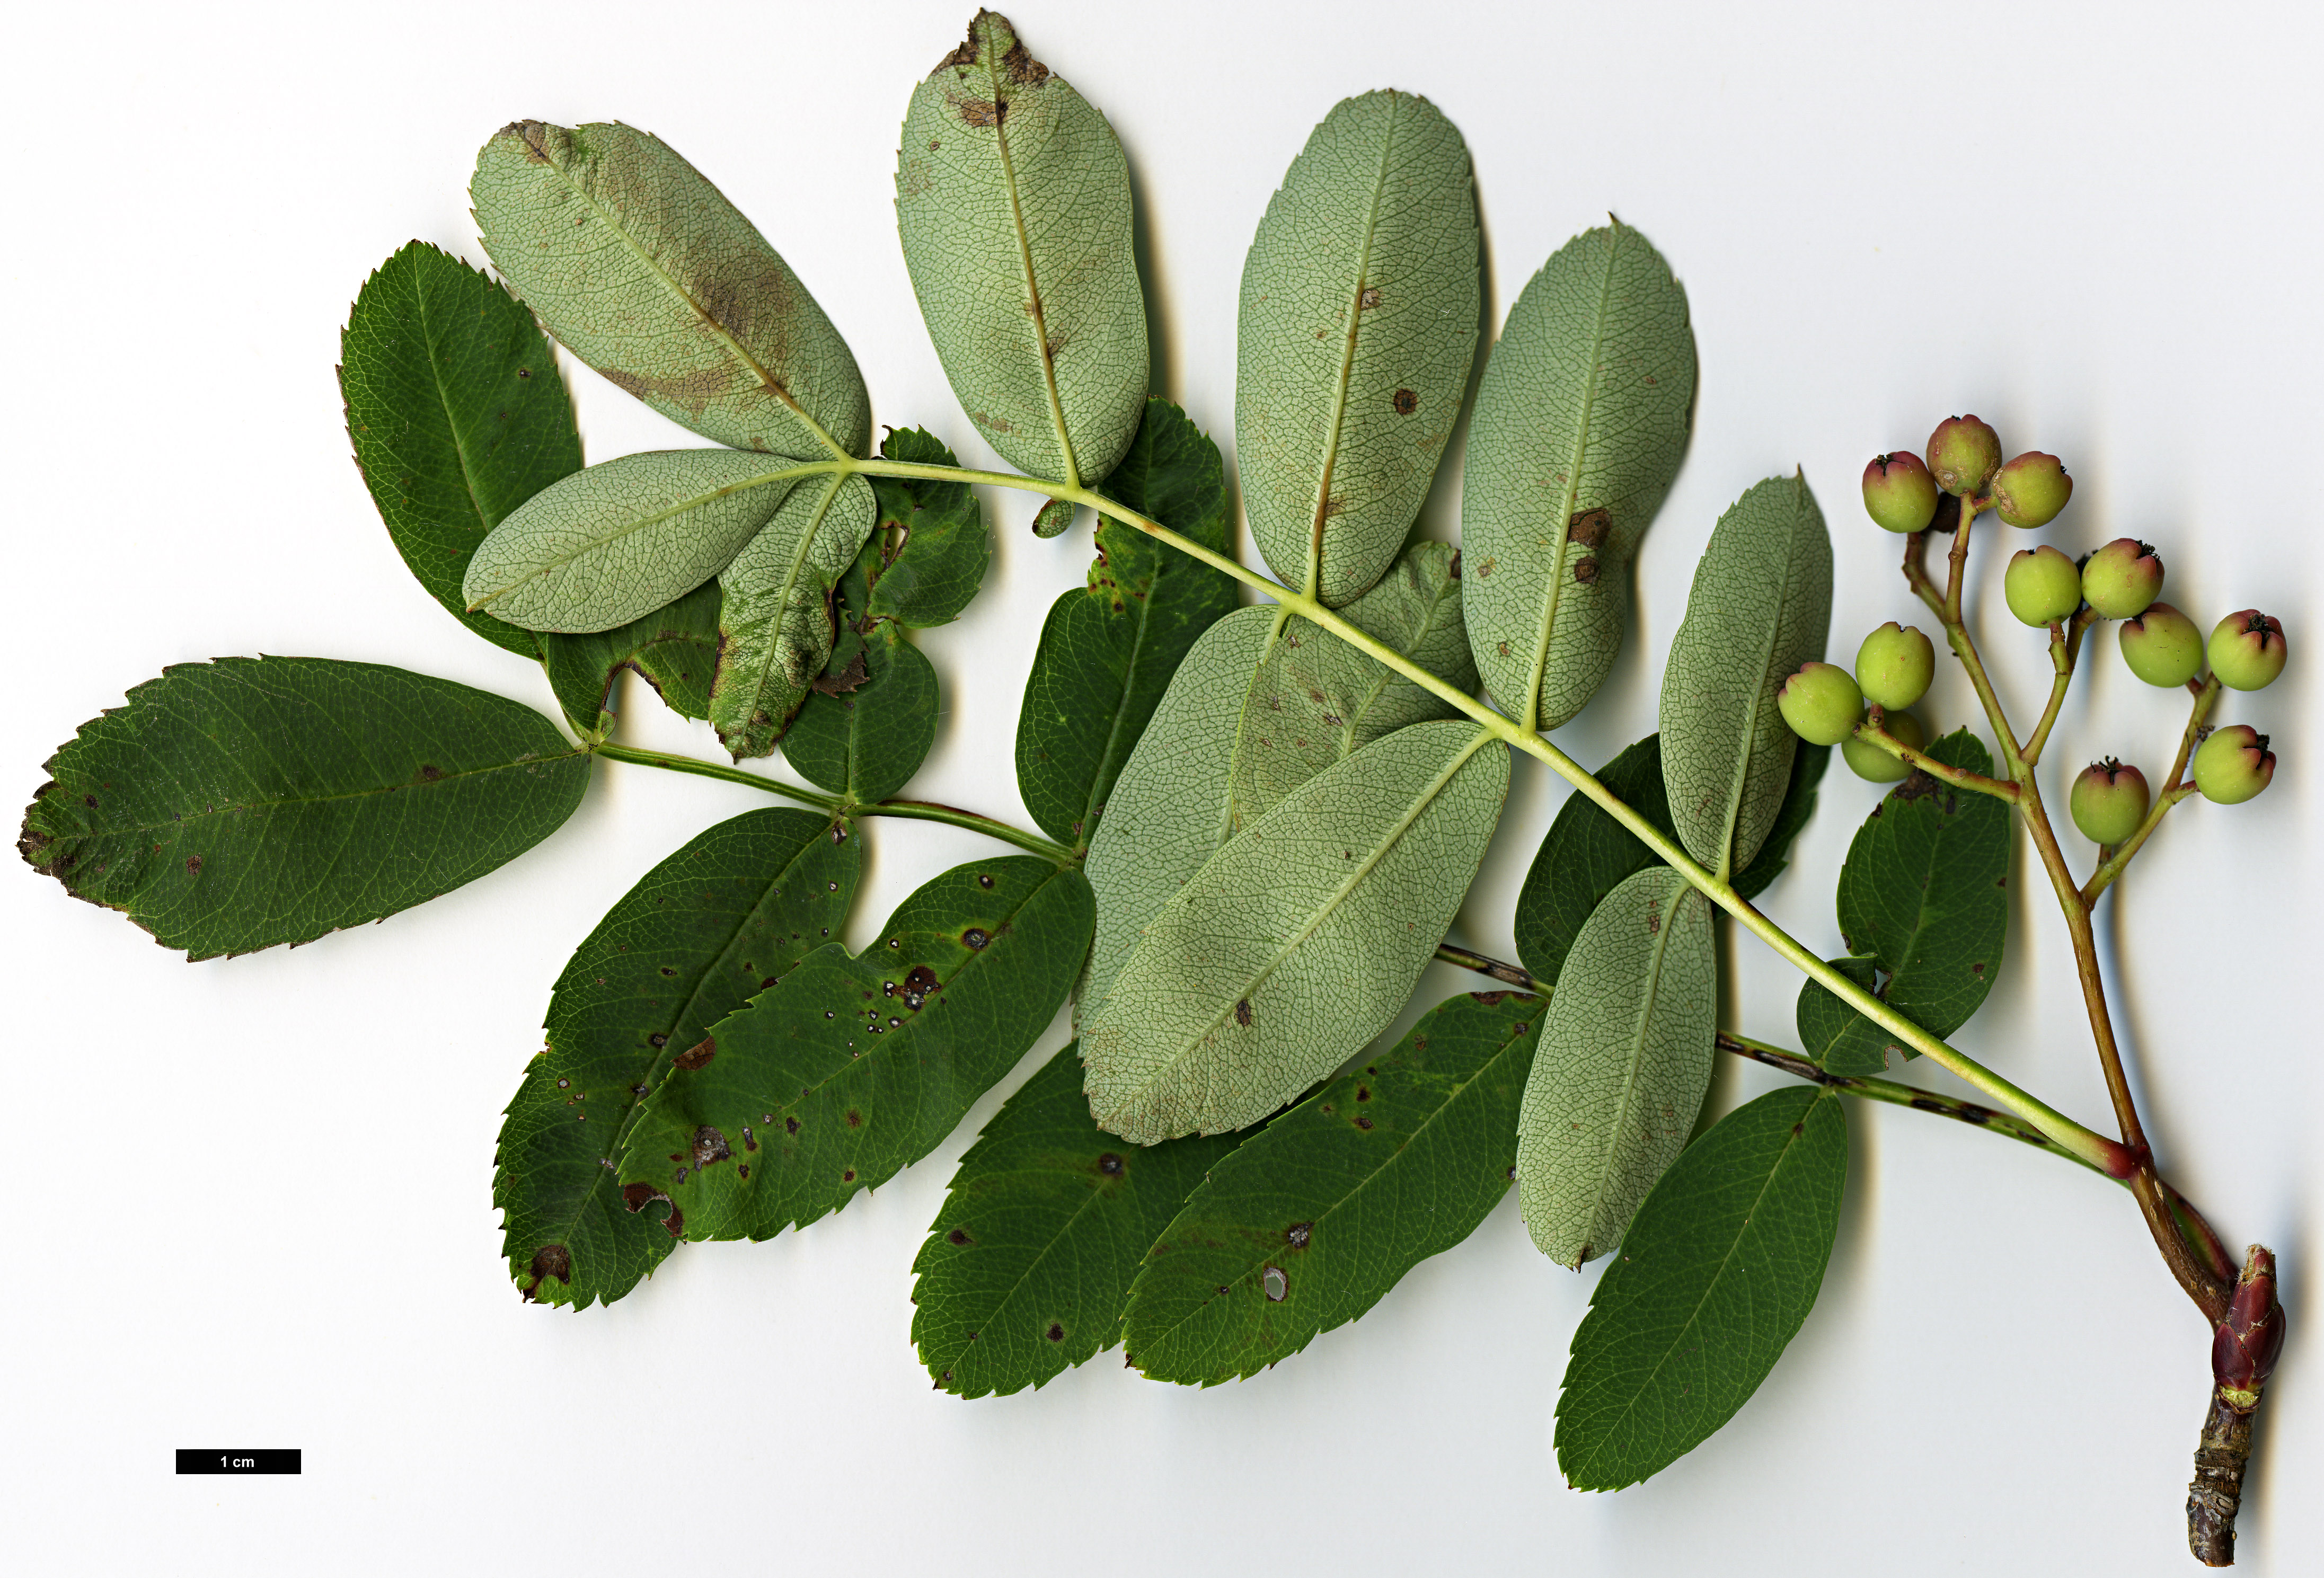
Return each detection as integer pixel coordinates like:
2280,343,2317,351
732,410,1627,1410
1568,507,1612,548
1235,998,1253,1027
1045,1323,1065,1342
948,1228,974,1246
673,1037,717,1071
502,120,551,163
1572,556,1600,584
417,764,446,782
845,1109,863,1128
1391,388,1418,415
620,1182,685,1238
185,856,201,873
691,1125,732,1167
1358,286,1382,309
526,1243,572,1295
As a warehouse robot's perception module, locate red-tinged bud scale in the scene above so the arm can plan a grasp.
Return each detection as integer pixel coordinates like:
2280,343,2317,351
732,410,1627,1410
1991,451,2072,527
1861,452,1940,533
1925,414,2002,497
2082,538,2163,618
2208,609,2286,692
2211,1246,2285,1405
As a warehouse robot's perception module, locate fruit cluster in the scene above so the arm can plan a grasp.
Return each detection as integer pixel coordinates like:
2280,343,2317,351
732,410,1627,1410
1773,415,2284,834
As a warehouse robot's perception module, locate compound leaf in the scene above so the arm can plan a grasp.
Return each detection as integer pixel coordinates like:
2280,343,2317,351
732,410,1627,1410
463,447,805,633
1514,734,1825,986
896,13,1146,489
1017,398,1239,850
1237,92,1479,606
1463,223,1696,729
862,428,991,628
1557,1087,1848,1490
1659,473,1832,877
616,855,1093,1242
339,240,582,657
1124,990,1540,1385
708,473,879,760
1516,865,1716,1267
912,1041,1242,1397
1082,720,1508,1143
473,120,868,459
540,580,722,732
19,657,587,960
1828,728,2011,1062
497,807,860,1307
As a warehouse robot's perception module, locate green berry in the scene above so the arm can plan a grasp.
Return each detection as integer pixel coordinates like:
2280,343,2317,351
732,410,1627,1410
2069,758,2150,845
2207,610,2286,692
1777,662,1864,746
1861,453,1940,533
2119,602,2205,687
2193,725,2275,805
1925,415,2002,497
1843,708,1925,783
1854,621,1936,710
2004,545,2082,626
1991,451,2073,528
2081,539,2162,618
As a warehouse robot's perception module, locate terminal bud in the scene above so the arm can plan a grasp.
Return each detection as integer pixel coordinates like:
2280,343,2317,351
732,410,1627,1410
2120,602,2205,688
1861,452,1941,533
2004,545,2082,626
2208,610,2286,692
1843,708,1925,783
1991,451,2073,527
2069,758,2150,845
1777,662,1864,746
2193,726,2274,804
2082,538,2163,618
1925,414,2003,497
1855,621,1936,711
2211,1246,2285,1407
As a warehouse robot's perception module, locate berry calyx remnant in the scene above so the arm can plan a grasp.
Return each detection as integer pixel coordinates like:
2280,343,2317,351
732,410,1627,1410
2070,758,2150,845
1925,414,2003,497
2005,545,2082,626
2082,538,2164,619
1843,708,1925,783
1861,452,1941,533
2208,610,2286,692
2120,602,2206,688
1992,451,2073,527
1854,621,1935,711
2193,726,2275,804
1777,662,1864,746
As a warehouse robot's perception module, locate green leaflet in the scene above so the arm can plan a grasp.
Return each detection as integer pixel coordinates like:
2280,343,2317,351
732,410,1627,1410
1463,224,1696,729
896,13,1146,489
1016,399,1239,850
1124,991,1540,1385
1229,542,1475,829
1513,734,1827,985
462,447,807,633
540,580,722,732
1236,92,1479,607
912,1041,1242,1397
1082,720,1509,1143
339,241,584,658
1077,542,1475,1029
1659,473,1833,877
617,855,1094,1242
497,808,860,1307
17,658,587,960
781,612,939,805
707,474,880,761
1820,729,2011,1068
472,120,868,460
1516,865,1717,1267
1796,956,1885,1075
1557,1087,1848,1490
862,428,992,628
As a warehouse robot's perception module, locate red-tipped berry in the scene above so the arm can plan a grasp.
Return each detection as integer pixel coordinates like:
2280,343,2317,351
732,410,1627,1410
1861,453,1940,533
1843,708,1925,783
2120,602,2205,687
2069,758,2150,845
2004,545,2082,626
1777,662,1864,746
1925,415,2002,497
2193,725,2274,804
2208,610,2286,692
1991,451,2072,527
2081,538,2163,618
1855,622,1935,711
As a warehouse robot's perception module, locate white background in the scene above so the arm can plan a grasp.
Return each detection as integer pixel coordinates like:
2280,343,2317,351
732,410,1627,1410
2,2,2317,1573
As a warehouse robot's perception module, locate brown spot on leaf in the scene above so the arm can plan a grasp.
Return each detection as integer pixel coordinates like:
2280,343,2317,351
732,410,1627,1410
845,1109,863,1128
948,1228,974,1246
691,1125,732,1168
1045,1321,1066,1341
529,1243,572,1288
1001,41,1050,85
962,927,990,950
1358,286,1382,309
1286,1222,1312,1249
417,764,445,782
1098,1153,1124,1176
956,96,1003,128
1572,556,1600,584
1354,1115,1374,1130
810,650,870,697
1392,388,1418,415
842,1168,857,1183
1235,998,1253,1026
185,855,201,873
785,1116,800,1135
1568,507,1611,547
673,1037,717,1071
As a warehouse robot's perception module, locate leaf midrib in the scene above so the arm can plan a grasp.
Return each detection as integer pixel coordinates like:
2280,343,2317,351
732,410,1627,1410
71,748,586,839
